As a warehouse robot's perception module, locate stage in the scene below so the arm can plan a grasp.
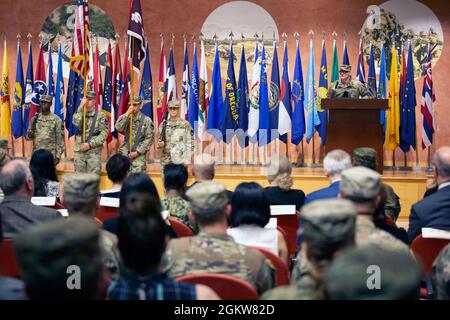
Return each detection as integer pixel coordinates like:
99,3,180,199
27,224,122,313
54,160,432,228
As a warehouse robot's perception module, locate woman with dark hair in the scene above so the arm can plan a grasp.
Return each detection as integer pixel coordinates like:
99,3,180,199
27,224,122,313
101,154,131,198
29,149,59,197
227,182,288,263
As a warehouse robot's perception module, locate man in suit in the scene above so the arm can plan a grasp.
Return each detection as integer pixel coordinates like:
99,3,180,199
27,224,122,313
305,149,352,204
408,147,450,242
0,160,61,238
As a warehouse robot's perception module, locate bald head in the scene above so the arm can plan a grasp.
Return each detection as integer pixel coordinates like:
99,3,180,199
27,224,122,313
192,154,215,181
0,160,34,198
433,147,450,184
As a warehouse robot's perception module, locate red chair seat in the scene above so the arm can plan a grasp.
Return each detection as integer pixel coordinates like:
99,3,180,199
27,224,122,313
175,273,259,300
251,246,290,286
272,214,300,258
97,206,119,223
0,239,21,278
411,234,450,273
168,216,194,237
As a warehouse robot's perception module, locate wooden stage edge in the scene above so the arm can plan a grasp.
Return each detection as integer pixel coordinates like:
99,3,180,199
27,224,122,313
55,161,433,227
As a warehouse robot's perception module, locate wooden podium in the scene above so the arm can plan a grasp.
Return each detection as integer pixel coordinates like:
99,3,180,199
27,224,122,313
321,98,388,173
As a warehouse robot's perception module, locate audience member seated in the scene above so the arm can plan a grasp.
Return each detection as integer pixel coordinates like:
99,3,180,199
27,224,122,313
61,173,121,280
263,199,357,300
0,160,61,238
30,149,60,197
15,217,103,299
163,181,275,294
408,147,450,243
102,173,177,239
264,155,305,210
227,182,288,264
305,149,351,204
0,214,27,300
162,163,197,233
432,243,450,300
107,191,218,300
339,167,410,253
325,244,420,299
353,147,401,221
101,154,131,198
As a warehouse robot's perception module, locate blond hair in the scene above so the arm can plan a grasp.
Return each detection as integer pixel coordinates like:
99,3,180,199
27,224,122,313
267,155,293,191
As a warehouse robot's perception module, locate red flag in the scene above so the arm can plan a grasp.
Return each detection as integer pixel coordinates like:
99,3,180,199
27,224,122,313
29,46,46,121
103,43,113,143
93,43,103,110
117,46,130,118
70,0,90,79
156,42,166,125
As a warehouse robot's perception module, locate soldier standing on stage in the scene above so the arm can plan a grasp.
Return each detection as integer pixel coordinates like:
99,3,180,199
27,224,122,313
26,94,65,164
157,100,194,169
115,96,154,173
72,91,108,175
327,64,371,99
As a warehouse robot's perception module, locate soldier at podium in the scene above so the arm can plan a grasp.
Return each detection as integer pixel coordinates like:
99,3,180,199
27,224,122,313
328,64,371,99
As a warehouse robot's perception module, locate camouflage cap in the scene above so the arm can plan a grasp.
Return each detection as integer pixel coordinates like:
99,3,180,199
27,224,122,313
300,199,357,248
340,166,380,200
186,181,228,215
339,64,352,72
353,147,377,170
325,244,421,299
168,100,180,108
14,217,102,298
86,91,97,99
131,96,143,105
63,173,100,200
0,139,8,149
432,243,450,300
40,94,53,103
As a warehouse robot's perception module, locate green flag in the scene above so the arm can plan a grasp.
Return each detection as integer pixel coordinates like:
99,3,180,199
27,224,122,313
331,39,339,84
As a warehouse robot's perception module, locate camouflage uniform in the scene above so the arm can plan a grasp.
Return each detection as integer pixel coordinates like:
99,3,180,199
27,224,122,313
14,217,103,299
325,243,421,299
163,181,275,294
71,92,108,175
432,243,450,300
115,98,154,173
25,95,65,160
327,65,370,99
340,167,410,254
353,147,401,220
162,195,198,233
0,148,9,170
263,199,357,300
62,173,122,280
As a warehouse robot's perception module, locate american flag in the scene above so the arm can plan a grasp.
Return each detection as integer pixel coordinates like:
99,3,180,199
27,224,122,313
356,39,366,84
70,0,90,79
421,43,436,149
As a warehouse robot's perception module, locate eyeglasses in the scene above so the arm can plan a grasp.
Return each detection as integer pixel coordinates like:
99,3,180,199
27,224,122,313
168,107,178,110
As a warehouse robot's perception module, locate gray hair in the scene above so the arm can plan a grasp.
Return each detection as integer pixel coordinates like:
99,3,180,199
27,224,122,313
0,160,32,196
433,147,450,179
193,154,215,180
324,150,352,176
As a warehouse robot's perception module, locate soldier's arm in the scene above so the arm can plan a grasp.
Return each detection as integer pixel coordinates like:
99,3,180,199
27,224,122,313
56,118,65,158
327,85,335,99
358,82,371,98
115,113,129,133
255,258,276,294
188,122,195,156
136,118,154,155
72,107,84,129
25,115,37,140
89,114,108,149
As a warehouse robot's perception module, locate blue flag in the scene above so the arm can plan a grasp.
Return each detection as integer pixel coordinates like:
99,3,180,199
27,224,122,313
378,43,387,140
269,42,280,143
279,41,292,144
140,44,153,119
207,45,223,141
187,45,199,135
399,42,417,152
54,45,64,121
342,41,349,65
23,42,34,133
305,40,320,143
46,50,55,111
12,44,24,138
291,40,305,145
222,43,238,143
258,44,270,146
367,43,377,97
237,45,249,147
356,40,366,84
317,41,328,146
65,69,84,137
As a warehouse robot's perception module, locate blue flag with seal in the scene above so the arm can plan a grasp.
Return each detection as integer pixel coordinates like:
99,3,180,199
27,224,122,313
269,42,280,143
140,44,153,119
258,44,270,146
342,40,349,65
305,40,320,143
23,41,33,134
207,45,223,141
291,40,305,145
237,45,249,148
222,43,238,143
46,50,55,112
378,43,387,140
65,68,83,137
367,43,377,97
12,43,24,139
399,41,417,152
187,44,199,136
317,40,328,146
54,44,64,121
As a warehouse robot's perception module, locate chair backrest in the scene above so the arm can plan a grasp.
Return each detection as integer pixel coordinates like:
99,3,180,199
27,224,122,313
97,206,119,222
175,273,259,300
168,216,194,237
251,246,290,286
411,234,450,273
271,214,300,258
0,239,21,278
